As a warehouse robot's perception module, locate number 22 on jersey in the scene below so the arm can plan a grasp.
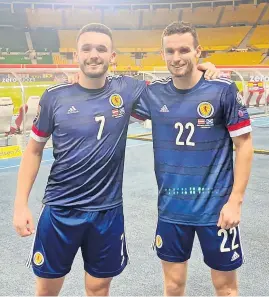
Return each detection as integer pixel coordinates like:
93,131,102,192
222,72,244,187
175,122,195,146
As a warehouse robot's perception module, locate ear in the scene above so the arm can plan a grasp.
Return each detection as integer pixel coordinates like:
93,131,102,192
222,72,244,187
161,49,165,61
110,51,116,65
74,51,79,64
196,45,202,59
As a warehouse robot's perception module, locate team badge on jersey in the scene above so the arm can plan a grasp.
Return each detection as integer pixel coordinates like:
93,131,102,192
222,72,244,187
155,235,163,248
109,94,123,108
197,102,214,118
33,251,44,266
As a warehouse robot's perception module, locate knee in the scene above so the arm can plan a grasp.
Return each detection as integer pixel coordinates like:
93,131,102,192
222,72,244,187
165,278,186,296
85,277,112,296
212,276,238,296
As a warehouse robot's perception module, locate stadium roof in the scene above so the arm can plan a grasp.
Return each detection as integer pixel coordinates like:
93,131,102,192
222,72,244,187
0,0,263,9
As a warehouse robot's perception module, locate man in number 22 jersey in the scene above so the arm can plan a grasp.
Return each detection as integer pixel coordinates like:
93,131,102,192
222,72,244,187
133,22,253,296
12,23,219,296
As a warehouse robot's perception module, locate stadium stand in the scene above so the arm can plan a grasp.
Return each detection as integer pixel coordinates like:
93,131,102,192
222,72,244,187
0,27,28,52
260,5,269,23
198,26,252,51
0,10,27,27
0,1,267,68
104,8,140,29
220,3,266,25
30,28,60,52
204,51,265,65
142,8,180,29
26,8,62,28
181,6,222,26
64,8,102,29
248,25,269,49
58,30,77,52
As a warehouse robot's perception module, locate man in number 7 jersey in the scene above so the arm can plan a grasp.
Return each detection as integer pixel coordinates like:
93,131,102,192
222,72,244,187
12,23,219,296
133,22,253,296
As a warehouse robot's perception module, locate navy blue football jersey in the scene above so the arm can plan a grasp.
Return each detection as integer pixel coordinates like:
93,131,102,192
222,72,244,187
31,76,146,211
133,75,252,225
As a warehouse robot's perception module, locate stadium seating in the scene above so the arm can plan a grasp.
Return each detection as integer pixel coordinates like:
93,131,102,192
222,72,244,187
142,8,180,29
248,25,269,49
52,54,68,65
181,6,222,26
0,27,28,52
64,8,102,29
26,8,62,28
58,30,77,52
104,8,140,29
198,26,252,51
260,5,269,23
220,3,266,25
30,28,59,52
0,10,27,28
204,51,265,65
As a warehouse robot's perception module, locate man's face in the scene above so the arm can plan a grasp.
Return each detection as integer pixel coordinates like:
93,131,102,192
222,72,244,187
76,31,115,79
162,32,201,78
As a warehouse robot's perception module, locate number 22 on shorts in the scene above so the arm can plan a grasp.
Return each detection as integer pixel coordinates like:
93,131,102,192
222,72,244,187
218,227,239,252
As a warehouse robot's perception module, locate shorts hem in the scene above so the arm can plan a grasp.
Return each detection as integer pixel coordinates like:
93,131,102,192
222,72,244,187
158,217,219,226
156,251,189,263
84,259,128,278
204,259,243,271
33,268,70,279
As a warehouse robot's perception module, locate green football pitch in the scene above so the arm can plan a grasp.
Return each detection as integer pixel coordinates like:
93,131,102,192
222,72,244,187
0,81,56,114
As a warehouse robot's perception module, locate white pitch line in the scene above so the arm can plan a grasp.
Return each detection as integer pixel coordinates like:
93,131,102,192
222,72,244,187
0,142,151,171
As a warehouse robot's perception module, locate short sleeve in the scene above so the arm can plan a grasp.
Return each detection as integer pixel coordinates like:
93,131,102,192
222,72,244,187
222,82,252,137
30,90,54,142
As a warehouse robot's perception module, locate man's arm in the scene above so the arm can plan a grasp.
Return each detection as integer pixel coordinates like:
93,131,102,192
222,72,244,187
13,90,54,237
217,83,253,229
230,133,253,204
15,139,45,209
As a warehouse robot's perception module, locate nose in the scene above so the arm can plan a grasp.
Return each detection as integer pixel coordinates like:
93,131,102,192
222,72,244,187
88,48,99,59
173,51,181,63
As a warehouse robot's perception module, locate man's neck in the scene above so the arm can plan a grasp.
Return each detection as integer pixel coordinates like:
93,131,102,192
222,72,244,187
78,71,107,90
172,69,203,91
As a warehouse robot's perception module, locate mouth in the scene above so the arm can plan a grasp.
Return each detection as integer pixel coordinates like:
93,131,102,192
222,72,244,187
172,64,186,69
85,62,101,67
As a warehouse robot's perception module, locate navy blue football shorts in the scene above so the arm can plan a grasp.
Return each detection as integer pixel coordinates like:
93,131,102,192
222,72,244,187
26,205,129,279
154,219,244,271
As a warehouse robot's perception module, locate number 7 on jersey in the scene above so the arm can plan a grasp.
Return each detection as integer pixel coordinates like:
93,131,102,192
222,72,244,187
95,116,105,140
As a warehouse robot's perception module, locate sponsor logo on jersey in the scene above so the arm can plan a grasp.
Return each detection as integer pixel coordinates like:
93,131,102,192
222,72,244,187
33,251,44,266
197,118,214,128
112,107,125,118
67,106,79,114
155,235,163,248
160,105,169,112
109,94,123,108
197,102,214,118
231,251,240,261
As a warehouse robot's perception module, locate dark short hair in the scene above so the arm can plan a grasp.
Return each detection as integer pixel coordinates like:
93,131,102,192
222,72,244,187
76,23,113,46
162,21,199,48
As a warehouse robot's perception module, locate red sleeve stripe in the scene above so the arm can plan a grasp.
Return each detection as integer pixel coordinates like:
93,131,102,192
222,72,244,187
32,125,50,138
227,119,251,132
